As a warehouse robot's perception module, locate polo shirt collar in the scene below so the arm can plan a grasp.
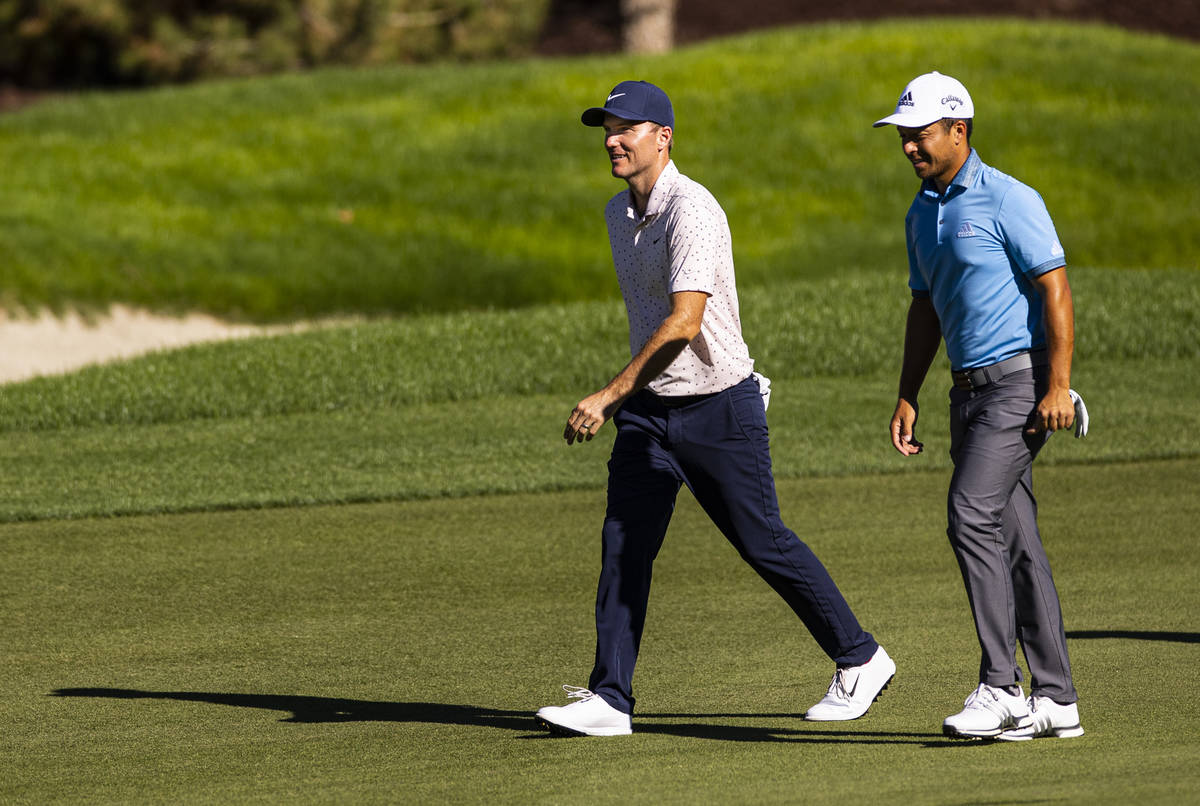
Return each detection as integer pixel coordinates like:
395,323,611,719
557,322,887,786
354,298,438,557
920,149,981,200
627,160,679,222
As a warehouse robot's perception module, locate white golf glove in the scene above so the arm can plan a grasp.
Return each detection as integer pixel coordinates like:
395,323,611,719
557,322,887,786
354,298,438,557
1069,388,1088,438
752,371,772,411
1043,388,1088,441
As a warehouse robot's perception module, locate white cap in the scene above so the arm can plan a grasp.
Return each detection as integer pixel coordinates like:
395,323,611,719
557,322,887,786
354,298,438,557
873,71,974,128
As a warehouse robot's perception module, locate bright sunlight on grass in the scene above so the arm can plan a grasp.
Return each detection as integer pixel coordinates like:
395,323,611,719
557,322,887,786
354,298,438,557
1,19,1197,319
1,16,1197,806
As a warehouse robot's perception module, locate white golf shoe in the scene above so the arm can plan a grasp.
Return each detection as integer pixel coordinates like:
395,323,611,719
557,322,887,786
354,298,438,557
996,696,1084,741
535,685,632,736
942,683,1032,739
804,645,896,721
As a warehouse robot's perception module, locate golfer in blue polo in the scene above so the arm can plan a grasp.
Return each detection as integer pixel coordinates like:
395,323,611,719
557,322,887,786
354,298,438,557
534,80,894,737
876,71,1085,741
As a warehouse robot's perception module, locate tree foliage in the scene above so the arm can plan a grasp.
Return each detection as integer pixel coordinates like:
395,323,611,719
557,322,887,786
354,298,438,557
0,0,551,87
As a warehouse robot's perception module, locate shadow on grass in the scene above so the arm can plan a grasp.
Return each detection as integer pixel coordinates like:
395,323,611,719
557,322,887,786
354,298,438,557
1067,630,1200,643
630,720,945,745
51,688,533,729
50,688,954,745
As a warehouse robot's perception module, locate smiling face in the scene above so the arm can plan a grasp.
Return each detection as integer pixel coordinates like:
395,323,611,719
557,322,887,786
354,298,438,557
602,113,671,183
898,119,970,192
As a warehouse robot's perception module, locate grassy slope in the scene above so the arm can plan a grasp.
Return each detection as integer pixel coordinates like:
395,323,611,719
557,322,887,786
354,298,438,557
0,19,1197,319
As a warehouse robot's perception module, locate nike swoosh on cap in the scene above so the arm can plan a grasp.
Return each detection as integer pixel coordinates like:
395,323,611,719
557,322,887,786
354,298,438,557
607,93,626,102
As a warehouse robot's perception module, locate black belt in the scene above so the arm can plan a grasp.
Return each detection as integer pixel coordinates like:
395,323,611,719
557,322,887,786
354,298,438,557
952,349,1047,390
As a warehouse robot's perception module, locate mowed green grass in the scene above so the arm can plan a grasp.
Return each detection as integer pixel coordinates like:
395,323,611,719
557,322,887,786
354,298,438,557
0,289,1196,804
2,461,1197,804
0,18,1197,318
1,16,1197,804
1,256,1197,804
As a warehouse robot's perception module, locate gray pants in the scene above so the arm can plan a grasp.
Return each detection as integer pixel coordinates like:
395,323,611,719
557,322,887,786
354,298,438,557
947,366,1077,704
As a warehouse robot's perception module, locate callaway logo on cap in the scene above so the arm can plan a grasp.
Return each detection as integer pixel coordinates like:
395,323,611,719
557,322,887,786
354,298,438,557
582,80,674,129
873,71,974,128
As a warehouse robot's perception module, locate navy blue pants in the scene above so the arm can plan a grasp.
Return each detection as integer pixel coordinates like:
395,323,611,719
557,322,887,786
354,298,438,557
588,377,877,714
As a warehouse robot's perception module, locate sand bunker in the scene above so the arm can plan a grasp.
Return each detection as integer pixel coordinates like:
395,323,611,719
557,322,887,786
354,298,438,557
0,306,302,384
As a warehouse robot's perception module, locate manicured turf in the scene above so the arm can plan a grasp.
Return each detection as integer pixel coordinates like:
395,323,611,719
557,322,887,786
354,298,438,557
3,461,1197,804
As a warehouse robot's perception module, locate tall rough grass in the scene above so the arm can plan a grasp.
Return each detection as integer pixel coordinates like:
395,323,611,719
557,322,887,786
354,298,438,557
0,267,1193,432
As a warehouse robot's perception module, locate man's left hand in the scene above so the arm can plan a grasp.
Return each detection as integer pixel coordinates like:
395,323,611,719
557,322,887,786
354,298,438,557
1028,387,1076,435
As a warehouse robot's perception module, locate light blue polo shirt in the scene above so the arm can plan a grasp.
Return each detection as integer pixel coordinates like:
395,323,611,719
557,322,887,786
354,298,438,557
906,149,1066,371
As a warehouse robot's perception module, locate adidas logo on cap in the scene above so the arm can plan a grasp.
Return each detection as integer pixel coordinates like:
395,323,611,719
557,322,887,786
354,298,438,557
898,90,914,107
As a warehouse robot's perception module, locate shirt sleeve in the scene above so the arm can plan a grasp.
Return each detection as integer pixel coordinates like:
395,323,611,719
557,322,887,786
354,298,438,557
998,182,1066,277
665,196,725,296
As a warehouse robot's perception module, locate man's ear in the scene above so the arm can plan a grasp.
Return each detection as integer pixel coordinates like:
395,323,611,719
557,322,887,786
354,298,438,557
658,125,673,151
953,120,967,146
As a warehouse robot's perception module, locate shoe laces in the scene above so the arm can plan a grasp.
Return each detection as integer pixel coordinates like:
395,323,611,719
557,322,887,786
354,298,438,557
1026,697,1057,731
561,685,597,702
962,683,1020,717
961,683,990,709
824,667,858,702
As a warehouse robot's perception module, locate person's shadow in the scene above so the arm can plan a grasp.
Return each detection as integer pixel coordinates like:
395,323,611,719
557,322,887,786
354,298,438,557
54,632,1197,744
51,688,532,729
1065,629,1200,643
49,688,945,745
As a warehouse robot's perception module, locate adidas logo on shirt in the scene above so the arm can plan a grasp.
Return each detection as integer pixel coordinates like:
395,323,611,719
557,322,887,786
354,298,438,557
898,91,914,107
956,222,977,238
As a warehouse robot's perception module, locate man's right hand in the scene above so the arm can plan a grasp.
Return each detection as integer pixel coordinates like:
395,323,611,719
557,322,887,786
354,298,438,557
565,388,621,445
890,398,924,456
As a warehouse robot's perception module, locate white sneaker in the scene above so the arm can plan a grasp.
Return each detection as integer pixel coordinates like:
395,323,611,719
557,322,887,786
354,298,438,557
804,645,896,721
996,696,1084,741
535,686,632,736
943,683,1032,738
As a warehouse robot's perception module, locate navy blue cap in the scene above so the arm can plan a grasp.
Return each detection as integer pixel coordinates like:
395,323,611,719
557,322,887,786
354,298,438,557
581,80,674,128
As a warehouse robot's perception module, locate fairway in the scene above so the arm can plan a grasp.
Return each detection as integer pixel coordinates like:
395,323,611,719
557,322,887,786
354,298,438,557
3,460,1197,804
